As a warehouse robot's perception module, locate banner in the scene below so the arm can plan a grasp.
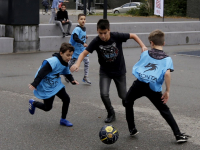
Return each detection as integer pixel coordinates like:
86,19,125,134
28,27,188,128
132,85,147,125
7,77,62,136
154,0,164,17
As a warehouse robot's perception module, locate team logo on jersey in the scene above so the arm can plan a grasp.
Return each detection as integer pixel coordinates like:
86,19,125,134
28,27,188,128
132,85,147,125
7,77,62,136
144,63,158,73
99,42,119,62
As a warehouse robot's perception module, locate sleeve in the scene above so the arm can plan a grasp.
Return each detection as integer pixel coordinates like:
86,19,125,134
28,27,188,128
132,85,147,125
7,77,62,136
66,11,69,20
73,33,84,45
31,62,52,88
114,32,130,42
64,74,75,83
85,38,98,53
167,57,174,72
56,11,62,21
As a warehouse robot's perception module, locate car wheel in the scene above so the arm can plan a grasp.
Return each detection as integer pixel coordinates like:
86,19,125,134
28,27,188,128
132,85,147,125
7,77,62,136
114,10,120,14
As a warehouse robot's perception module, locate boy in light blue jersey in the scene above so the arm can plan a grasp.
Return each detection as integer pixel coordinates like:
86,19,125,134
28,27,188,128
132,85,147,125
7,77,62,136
28,43,79,127
125,30,190,143
67,14,91,84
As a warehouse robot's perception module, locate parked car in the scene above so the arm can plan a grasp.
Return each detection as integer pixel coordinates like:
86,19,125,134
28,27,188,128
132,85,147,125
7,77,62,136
112,2,141,14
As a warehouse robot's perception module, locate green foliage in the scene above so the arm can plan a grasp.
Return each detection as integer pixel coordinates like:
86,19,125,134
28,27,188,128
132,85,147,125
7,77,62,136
127,0,187,17
164,0,187,16
126,2,153,16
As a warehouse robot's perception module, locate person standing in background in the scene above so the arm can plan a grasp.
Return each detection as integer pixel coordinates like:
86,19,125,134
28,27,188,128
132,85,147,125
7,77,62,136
49,0,59,23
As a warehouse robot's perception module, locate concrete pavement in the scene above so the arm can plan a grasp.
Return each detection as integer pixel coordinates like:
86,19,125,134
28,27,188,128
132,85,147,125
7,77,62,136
0,44,200,150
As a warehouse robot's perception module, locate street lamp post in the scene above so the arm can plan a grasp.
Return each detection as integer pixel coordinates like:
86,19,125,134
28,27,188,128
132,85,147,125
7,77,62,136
103,0,107,19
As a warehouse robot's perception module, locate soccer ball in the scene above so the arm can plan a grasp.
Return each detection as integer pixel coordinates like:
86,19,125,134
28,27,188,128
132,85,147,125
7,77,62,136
99,125,119,144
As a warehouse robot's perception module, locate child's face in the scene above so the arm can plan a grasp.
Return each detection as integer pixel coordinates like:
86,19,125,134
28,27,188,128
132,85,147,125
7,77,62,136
60,50,73,63
97,28,110,42
61,6,66,11
78,16,86,27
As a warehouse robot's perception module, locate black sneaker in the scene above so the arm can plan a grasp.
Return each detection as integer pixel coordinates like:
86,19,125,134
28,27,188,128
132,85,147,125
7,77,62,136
130,128,139,136
63,32,66,38
67,33,71,35
176,133,190,143
104,114,115,123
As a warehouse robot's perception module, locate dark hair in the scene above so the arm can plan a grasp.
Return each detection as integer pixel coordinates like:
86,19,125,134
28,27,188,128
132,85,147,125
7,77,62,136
97,19,110,30
61,3,66,7
148,30,165,46
78,13,86,20
60,43,74,53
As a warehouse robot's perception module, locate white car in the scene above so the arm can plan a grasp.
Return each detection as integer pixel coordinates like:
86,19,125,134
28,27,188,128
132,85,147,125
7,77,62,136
112,2,141,14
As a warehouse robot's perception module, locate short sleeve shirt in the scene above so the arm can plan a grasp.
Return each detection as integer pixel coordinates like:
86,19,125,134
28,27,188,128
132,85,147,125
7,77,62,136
86,32,130,76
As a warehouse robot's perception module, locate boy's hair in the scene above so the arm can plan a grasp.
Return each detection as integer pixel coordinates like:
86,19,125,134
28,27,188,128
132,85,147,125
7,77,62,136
78,13,86,20
61,3,66,7
148,30,165,46
60,43,74,53
97,19,110,30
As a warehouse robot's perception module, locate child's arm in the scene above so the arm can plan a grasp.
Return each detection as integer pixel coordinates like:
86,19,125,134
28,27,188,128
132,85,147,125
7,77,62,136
28,62,52,91
73,34,88,47
64,74,79,85
161,70,171,104
130,33,148,52
70,50,89,72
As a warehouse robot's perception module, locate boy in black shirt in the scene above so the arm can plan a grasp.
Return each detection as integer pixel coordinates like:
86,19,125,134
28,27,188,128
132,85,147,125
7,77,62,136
70,19,148,123
55,4,72,37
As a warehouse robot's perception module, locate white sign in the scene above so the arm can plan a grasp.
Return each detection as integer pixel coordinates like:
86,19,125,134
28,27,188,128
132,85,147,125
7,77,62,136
154,0,164,17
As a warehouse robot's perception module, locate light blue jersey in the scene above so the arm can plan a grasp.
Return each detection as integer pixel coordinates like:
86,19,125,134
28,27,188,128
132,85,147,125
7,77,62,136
34,57,70,99
132,50,174,92
69,26,87,59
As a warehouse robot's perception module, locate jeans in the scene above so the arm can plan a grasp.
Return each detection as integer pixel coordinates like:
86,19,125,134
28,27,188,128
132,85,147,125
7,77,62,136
49,8,56,23
55,20,72,34
68,56,90,77
99,69,127,114
33,88,70,119
125,79,181,136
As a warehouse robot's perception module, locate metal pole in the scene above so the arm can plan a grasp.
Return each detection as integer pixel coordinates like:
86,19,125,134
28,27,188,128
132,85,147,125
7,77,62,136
84,0,87,15
103,0,107,19
162,0,164,22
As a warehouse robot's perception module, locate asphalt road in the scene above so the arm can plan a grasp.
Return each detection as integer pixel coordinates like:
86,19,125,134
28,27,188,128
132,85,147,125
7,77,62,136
39,12,199,24
0,44,200,150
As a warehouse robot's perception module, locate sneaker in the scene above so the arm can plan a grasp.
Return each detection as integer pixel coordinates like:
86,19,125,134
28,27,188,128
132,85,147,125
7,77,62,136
67,33,71,36
60,119,73,127
65,77,70,83
82,77,91,85
176,133,190,143
29,99,35,115
130,128,139,136
63,32,66,38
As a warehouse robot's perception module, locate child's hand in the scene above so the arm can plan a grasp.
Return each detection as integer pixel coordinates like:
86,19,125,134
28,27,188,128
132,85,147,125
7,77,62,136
71,80,79,85
86,35,88,39
83,43,88,47
28,84,36,91
161,91,169,104
141,46,148,52
70,64,79,72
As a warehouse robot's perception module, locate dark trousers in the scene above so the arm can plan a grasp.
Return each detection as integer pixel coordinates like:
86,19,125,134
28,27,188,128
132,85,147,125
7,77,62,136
33,88,70,119
125,79,181,136
99,69,127,115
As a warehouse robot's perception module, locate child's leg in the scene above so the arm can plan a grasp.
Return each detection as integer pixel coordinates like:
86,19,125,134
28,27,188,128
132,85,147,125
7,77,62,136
83,56,90,77
125,80,145,131
56,88,70,119
33,96,55,111
113,74,127,106
68,58,77,69
146,91,181,136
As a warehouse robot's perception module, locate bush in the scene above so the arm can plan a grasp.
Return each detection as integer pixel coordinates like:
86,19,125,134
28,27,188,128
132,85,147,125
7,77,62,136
164,0,187,16
126,2,152,16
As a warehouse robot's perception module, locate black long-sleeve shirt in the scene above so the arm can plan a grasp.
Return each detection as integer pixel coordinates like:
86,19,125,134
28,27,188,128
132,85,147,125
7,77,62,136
56,10,69,22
